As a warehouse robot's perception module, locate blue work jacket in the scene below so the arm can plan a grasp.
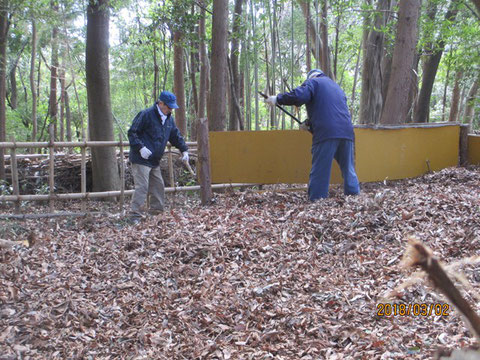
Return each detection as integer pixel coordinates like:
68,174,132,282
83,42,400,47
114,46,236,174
277,75,354,145
128,104,188,167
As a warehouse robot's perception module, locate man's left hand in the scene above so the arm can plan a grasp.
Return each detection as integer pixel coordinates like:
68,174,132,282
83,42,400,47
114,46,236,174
300,120,313,133
182,151,189,163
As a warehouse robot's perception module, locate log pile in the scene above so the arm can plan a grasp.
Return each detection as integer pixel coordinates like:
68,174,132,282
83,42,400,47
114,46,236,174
3,152,196,194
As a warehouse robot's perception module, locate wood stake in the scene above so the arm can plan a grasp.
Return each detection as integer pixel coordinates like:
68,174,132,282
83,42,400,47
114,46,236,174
81,138,86,212
197,118,212,205
119,133,125,212
48,125,55,213
10,136,20,214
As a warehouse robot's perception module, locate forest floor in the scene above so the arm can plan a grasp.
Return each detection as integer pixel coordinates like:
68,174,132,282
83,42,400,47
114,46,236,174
1,165,480,359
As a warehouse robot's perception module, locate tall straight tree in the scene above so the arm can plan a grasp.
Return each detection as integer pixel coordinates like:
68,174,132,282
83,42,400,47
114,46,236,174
49,0,59,139
198,0,207,121
0,0,8,180
86,0,120,192
413,0,459,123
208,0,228,131
229,0,244,131
173,30,187,136
30,19,37,143
359,0,390,125
380,0,421,125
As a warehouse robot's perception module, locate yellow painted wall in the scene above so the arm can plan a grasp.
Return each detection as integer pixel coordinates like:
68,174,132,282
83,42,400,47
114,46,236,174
468,135,480,165
209,125,460,184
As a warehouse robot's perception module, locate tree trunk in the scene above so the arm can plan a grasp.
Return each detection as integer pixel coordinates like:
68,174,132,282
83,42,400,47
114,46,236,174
320,0,332,78
86,0,120,192
208,0,228,131
49,1,59,139
59,51,66,142
464,76,479,130
8,40,27,111
380,0,420,125
0,0,8,180
189,49,198,138
413,1,459,123
470,0,480,14
359,0,390,125
448,70,463,123
302,0,312,72
229,0,244,131
152,43,159,100
65,89,72,142
173,31,187,136
30,19,37,143
198,1,207,121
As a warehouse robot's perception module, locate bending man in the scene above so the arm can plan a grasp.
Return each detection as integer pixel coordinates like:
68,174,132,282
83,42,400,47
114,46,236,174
265,69,360,200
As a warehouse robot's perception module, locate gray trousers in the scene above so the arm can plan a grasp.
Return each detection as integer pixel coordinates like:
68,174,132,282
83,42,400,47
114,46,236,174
130,163,165,217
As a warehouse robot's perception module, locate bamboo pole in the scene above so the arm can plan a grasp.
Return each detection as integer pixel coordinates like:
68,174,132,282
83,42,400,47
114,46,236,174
10,136,20,214
81,137,86,212
48,125,55,213
0,141,197,149
0,183,254,202
119,133,125,211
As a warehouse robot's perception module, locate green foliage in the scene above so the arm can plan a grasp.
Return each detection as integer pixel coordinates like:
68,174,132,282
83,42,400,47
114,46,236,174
2,0,479,143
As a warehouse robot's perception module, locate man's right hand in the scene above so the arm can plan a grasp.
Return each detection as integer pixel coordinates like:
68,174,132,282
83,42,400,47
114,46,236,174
264,95,277,107
140,146,152,159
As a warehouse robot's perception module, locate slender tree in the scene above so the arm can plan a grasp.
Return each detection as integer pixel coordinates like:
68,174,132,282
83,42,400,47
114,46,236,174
0,0,9,180
413,0,459,123
30,19,37,143
448,70,463,123
86,0,120,192
173,30,187,136
464,75,479,129
359,0,390,125
208,0,228,131
380,0,421,125
229,0,244,131
198,0,207,120
49,0,59,139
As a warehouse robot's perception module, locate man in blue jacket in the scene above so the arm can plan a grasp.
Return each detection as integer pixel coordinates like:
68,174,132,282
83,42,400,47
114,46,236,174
265,69,360,201
128,91,188,220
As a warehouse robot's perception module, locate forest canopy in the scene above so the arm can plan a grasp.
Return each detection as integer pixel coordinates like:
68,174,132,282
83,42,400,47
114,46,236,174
0,0,478,145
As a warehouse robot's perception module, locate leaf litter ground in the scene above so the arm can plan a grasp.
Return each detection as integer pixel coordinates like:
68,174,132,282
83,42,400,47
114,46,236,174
1,166,480,359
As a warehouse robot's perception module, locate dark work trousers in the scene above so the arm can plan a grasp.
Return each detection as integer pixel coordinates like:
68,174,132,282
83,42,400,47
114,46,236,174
308,139,360,200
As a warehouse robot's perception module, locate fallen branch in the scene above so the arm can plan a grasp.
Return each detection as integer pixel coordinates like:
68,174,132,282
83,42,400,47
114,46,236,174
402,237,480,341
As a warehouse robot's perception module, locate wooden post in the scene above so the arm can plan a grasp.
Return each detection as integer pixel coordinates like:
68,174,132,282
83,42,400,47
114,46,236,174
81,137,87,212
48,125,55,213
197,118,212,205
167,143,175,187
167,143,175,207
10,136,20,214
459,124,469,166
119,133,125,212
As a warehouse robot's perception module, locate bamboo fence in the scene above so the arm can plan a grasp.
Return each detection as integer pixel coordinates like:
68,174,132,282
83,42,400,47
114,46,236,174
0,131,250,216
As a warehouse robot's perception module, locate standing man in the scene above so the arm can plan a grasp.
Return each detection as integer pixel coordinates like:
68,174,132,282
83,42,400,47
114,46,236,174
128,91,188,220
265,69,360,201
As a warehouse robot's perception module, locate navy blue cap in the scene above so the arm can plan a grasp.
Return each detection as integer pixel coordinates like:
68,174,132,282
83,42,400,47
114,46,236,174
158,91,179,109
307,69,324,80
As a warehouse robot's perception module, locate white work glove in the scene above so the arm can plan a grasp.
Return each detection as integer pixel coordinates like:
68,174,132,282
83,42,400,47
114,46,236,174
300,120,313,133
264,95,277,107
140,146,152,159
181,151,189,163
